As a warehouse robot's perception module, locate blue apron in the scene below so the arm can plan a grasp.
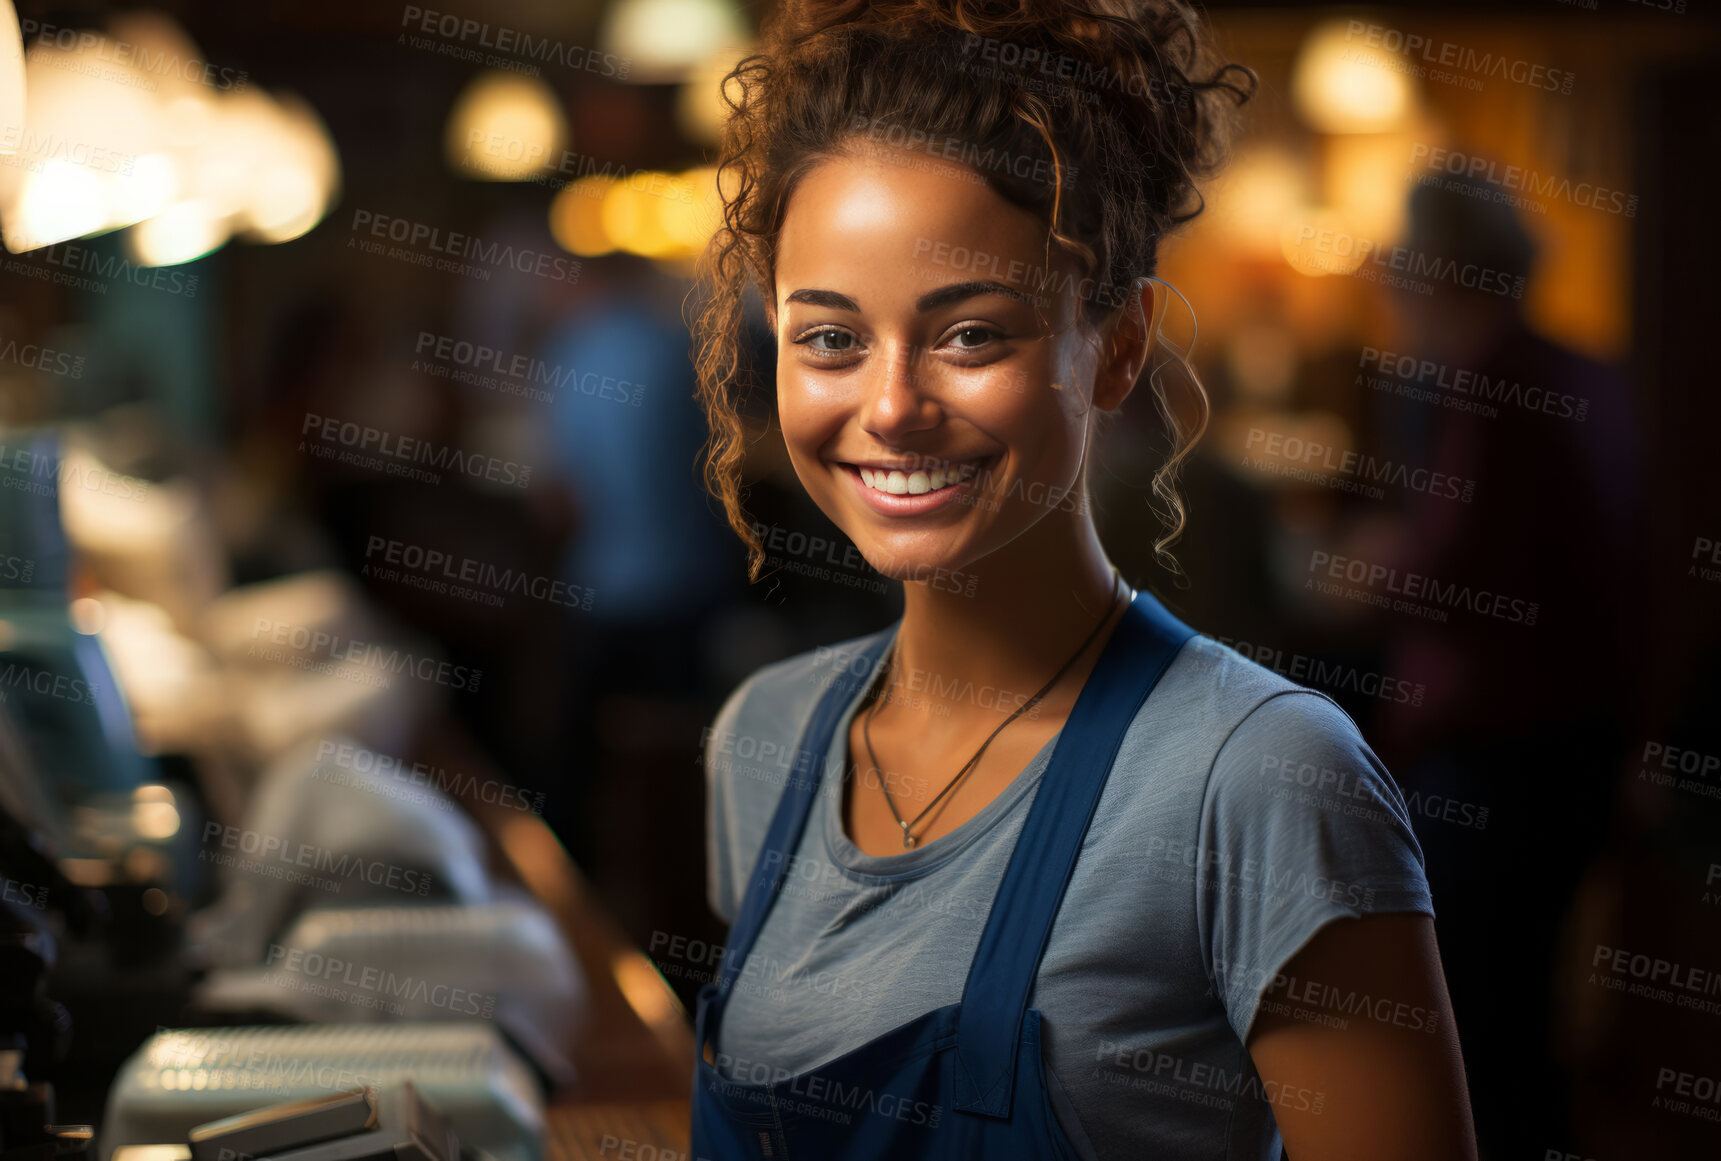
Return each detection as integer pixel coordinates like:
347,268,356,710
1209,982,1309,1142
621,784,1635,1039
691,590,1195,1159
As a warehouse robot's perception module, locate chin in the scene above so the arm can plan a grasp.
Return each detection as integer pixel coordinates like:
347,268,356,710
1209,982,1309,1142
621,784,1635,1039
852,537,982,594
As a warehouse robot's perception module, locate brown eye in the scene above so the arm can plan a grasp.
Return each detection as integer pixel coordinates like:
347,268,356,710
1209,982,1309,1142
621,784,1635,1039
946,325,1002,351
794,327,859,356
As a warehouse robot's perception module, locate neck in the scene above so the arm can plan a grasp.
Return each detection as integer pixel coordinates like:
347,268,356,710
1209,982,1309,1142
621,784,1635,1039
885,509,1130,718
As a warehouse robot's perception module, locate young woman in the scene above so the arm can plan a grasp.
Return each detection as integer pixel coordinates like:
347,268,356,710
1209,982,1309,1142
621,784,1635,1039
690,2,1478,1157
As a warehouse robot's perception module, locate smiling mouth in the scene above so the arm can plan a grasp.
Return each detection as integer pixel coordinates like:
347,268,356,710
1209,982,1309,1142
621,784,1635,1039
843,456,992,496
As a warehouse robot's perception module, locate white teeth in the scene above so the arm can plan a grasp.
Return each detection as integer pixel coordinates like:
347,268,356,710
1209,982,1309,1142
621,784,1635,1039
857,460,981,496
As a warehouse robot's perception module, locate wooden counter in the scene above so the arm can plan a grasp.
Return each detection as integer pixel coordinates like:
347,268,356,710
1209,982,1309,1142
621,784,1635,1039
462,797,695,1160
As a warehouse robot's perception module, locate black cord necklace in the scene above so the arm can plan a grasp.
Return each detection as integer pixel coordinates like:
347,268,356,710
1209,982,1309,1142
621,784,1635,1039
859,567,1126,849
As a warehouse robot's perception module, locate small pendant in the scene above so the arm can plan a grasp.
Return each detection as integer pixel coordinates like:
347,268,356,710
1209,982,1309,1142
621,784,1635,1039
901,822,916,849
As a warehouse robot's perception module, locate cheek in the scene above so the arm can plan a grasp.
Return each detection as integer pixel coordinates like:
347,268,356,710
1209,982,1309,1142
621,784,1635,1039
993,354,1096,491
1014,350,1093,443
777,370,844,464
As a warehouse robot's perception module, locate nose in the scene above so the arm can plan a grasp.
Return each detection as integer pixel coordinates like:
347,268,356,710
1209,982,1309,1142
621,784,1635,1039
855,341,942,443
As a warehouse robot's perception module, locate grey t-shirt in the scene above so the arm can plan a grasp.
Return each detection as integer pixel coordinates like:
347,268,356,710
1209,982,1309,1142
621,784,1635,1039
701,625,1434,1161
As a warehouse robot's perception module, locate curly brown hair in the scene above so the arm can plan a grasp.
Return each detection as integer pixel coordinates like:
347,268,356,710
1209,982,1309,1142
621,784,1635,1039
690,0,1255,583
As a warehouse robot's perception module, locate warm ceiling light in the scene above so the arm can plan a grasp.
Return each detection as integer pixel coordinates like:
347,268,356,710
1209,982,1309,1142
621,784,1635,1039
129,198,226,267
1290,20,1415,134
1280,206,1368,278
601,0,750,85
7,159,106,252
0,0,25,156
445,70,568,182
1210,146,1310,258
549,176,616,256
1,12,338,261
232,92,340,243
1,36,157,249
676,43,753,145
106,10,229,103
661,167,722,250
600,179,664,255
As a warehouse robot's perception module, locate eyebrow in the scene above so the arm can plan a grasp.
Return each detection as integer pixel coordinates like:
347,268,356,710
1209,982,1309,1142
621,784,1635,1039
783,280,1033,314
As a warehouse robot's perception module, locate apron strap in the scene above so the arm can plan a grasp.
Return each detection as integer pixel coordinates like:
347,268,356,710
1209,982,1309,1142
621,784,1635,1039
715,625,897,999
952,590,1195,1118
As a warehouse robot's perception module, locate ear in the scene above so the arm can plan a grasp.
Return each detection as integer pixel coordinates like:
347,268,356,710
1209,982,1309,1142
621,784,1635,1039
1092,277,1154,412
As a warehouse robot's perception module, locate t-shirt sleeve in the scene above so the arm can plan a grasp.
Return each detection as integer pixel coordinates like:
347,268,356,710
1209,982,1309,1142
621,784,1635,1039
703,669,763,925
1195,689,1435,1045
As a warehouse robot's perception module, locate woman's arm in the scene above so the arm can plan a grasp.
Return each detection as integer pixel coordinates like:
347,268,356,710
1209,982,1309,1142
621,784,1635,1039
1246,912,1478,1161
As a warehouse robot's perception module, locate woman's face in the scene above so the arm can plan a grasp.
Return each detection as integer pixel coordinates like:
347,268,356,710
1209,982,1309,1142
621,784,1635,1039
772,143,1130,583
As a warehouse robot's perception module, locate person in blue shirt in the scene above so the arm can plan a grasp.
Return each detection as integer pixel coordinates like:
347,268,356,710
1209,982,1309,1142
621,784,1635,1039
540,256,739,869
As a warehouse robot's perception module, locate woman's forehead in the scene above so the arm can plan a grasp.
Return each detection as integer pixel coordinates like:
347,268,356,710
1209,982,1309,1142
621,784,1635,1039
775,148,1074,306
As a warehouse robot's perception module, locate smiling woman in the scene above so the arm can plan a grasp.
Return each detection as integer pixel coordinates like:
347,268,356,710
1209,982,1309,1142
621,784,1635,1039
688,3,1479,1160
